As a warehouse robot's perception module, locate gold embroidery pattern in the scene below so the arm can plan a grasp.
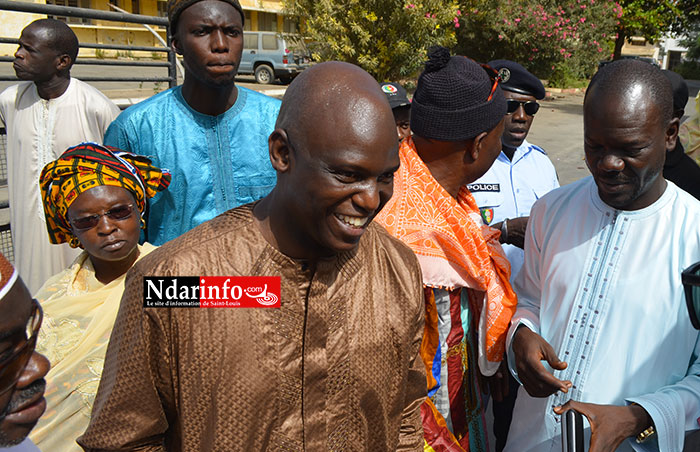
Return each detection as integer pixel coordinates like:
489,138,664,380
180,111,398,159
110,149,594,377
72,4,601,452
36,316,82,364
76,358,104,417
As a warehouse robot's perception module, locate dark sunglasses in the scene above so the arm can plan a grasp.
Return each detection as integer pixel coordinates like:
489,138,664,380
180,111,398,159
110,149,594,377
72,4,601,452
477,61,501,102
506,99,540,116
0,298,42,396
70,204,135,231
682,261,700,330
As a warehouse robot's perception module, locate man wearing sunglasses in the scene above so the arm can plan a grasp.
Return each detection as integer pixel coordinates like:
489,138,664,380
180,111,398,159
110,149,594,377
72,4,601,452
505,60,700,452
465,59,559,451
0,253,50,451
466,59,558,259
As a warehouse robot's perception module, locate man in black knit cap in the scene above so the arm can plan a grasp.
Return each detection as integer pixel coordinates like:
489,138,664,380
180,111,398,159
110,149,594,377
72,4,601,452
376,46,515,450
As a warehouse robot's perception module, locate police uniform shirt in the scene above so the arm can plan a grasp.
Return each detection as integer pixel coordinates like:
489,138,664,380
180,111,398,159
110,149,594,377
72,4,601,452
466,139,559,281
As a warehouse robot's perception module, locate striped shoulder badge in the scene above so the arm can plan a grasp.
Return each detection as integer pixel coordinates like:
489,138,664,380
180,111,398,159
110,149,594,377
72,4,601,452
480,208,494,225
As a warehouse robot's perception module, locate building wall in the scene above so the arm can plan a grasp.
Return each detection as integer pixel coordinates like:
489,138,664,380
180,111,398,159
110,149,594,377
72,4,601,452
0,0,45,56
620,37,660,62
620,35,692,70
659,36,689,70
0,0,291,56
240,0,283,13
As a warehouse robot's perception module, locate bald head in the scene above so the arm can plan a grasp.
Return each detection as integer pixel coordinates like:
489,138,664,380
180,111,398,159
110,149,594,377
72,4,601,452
585,60,673,125
24,19,79,67
262,61,400,260
276,61,396,151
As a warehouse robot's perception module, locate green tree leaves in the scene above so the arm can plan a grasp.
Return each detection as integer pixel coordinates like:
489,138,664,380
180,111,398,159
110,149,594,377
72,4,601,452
283,0,461,81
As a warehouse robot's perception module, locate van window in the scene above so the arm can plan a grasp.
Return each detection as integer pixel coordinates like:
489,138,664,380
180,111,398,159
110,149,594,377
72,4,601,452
244,33,258,50
262,34,279,50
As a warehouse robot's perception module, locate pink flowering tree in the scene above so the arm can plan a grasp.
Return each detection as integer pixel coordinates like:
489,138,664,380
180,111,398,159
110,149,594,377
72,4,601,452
455,0,619,86
282,0,460,81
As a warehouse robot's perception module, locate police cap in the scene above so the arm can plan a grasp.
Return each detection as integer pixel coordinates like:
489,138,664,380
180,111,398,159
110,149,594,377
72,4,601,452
487,59,546,100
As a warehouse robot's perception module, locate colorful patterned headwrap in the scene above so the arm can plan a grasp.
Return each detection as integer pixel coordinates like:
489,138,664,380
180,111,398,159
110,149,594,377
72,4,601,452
40,142,171,246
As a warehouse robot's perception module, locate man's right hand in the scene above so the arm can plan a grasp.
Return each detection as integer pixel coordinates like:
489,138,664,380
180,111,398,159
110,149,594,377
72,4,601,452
512,326,572,397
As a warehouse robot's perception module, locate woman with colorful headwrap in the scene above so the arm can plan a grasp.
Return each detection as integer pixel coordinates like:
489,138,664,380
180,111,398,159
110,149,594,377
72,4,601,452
28,142,170,452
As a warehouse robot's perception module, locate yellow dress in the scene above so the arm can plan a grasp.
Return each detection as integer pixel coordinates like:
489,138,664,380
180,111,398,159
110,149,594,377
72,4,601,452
29,243,156,452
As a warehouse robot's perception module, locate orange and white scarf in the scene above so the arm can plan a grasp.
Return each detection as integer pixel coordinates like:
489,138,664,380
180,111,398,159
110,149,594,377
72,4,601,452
375,137,517,375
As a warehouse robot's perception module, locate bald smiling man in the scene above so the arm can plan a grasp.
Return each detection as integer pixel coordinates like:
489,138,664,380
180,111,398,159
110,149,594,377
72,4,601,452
78,62,427,452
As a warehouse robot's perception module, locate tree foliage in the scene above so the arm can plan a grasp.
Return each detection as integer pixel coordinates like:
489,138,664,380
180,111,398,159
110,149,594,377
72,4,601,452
611,0,700,59
282,0,699,87
673,16,700,80
682,23,700,60
455,0,620,86
612,0,678,59
282,0,461,81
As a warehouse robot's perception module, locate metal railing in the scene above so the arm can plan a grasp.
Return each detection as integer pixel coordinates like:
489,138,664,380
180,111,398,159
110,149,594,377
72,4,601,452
0,0,178,261
0,127,11,262
0,0,177,85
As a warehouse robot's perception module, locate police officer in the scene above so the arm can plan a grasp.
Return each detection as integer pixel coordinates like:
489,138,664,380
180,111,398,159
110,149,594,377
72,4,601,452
467,59,558,274
465,59,559,452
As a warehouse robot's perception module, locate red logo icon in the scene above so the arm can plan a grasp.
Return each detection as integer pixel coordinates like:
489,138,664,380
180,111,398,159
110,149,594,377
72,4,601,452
199,276,281,308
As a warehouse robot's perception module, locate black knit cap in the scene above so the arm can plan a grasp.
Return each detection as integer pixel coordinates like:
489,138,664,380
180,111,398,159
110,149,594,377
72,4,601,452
168,0,244,32
488,59,546,100
411,46,507,141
